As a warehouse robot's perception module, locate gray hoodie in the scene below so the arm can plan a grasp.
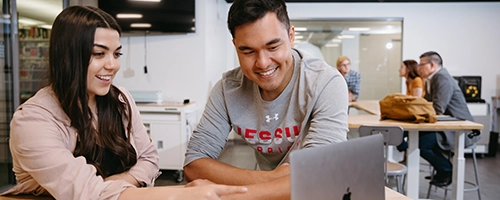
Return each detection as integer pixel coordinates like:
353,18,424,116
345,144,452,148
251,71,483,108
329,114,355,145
185,49,349,170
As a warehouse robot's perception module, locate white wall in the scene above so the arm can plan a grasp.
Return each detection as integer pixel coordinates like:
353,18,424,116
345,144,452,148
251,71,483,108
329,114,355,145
113,0,231,113
114,1,500,110
284,2,500,104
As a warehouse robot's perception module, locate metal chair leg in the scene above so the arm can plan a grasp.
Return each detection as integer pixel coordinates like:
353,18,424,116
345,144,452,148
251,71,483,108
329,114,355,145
426,171,434,199
471,148,482,200
427,147,482,200
396,175,402,193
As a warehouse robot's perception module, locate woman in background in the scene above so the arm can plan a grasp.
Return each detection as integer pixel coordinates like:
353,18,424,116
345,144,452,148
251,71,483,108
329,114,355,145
397,59,425,153
399,59,425,97
2,5,246,200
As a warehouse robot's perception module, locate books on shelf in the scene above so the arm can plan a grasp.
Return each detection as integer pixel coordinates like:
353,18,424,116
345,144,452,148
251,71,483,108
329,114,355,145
19,26,51,40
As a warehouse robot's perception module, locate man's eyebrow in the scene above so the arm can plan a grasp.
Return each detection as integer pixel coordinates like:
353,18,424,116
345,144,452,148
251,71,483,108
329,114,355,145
238,45,253,51
266,38,281,46
237,38,282,51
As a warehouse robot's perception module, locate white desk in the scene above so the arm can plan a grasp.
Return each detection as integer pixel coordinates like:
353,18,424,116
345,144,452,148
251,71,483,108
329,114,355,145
0,187,410,200
385,187,412,200
349,115,483,200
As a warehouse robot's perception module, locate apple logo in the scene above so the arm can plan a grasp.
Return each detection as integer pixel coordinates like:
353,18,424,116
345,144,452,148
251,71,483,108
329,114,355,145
342,187,351,200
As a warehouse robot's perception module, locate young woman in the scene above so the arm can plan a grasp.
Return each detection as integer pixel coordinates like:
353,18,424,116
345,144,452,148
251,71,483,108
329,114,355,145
2,5,246,200
399,59,425,97
396,59,426,153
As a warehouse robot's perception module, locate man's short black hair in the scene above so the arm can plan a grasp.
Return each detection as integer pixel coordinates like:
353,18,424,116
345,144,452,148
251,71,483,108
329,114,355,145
420,51,443,66
227,0,290,38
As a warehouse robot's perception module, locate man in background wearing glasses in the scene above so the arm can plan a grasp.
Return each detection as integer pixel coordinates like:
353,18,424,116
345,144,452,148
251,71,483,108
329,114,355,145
417,51,479,187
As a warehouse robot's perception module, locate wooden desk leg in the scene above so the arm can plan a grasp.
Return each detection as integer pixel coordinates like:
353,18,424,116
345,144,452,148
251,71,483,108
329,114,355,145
406,130,420,199
452,130,466,200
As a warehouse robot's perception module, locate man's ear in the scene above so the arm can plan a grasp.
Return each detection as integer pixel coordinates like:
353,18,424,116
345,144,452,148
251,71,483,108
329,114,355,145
430,61,436,69
289,25,295,47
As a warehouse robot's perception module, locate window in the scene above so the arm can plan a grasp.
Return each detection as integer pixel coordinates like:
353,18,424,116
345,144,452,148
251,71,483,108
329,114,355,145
291,19,403,100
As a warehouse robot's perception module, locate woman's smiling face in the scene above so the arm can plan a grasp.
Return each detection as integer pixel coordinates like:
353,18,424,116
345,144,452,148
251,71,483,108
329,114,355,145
87,28,122,100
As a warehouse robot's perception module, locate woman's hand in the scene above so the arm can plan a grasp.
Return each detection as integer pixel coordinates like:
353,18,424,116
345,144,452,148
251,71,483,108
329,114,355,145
185,179,217,187
119,182,247,200
180,184,248,200
104,172,141,187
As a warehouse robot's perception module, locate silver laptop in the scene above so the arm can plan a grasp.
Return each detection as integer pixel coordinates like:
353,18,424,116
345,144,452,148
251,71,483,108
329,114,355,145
290,134,385,200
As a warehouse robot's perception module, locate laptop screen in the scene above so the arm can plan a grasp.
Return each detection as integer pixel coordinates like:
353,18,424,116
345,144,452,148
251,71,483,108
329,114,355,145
290,134,385,200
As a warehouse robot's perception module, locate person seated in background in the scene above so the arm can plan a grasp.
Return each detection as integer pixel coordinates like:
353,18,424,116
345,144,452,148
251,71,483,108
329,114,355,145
396,60,425,153
417,51,479,187
336,56,361,102
2,5,246,200
400,59,425,97
183,0,349,199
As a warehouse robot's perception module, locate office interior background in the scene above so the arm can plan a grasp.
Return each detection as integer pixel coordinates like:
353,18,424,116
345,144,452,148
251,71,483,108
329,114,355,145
1,0,500,198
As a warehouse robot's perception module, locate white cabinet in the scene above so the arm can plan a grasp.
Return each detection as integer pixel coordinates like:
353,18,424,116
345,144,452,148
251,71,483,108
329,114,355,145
466,103,491,154
137,102,197,181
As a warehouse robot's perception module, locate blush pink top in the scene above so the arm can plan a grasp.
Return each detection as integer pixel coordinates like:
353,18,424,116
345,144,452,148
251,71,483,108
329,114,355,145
2,86,159,200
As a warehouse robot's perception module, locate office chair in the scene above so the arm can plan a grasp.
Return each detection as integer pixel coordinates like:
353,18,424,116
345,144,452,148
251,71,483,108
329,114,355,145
426,144,481,200
358,125,408,194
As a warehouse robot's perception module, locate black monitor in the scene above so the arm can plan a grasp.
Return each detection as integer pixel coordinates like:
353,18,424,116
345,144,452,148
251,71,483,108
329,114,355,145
98,0,195,34
454,76,483,103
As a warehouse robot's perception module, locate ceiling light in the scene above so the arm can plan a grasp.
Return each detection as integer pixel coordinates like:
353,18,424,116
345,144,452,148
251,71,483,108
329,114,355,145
39,24,52,29
348,27,370,31
386,42,393,49
339,35,355,39
129,0,161,2
331,39,342,43
295,27,308,31
18,17,45,25
131,23,151,28
325,44,339,47
295,35,304,39
117,14,143,19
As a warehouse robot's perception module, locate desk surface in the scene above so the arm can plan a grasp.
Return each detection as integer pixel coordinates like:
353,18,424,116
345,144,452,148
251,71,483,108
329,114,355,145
349,100,380,115
385,187,411,200
348,103,483,200
0,196,53,200
349,114,483,130
0,187,409,200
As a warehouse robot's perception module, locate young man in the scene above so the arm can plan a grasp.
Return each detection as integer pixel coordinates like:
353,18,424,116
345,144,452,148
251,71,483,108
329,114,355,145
417,51,479,187
336,56,361,102
183,0,349,199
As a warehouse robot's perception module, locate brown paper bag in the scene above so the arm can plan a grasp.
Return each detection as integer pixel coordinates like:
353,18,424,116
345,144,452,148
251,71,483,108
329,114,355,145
379,93,437,123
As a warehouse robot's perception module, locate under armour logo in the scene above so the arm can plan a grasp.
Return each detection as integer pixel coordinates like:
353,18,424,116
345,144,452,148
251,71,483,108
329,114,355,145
265,114,279,122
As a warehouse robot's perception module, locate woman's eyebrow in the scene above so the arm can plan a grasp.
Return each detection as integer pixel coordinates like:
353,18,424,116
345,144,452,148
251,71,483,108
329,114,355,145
93,43,109,50
93,44,122,51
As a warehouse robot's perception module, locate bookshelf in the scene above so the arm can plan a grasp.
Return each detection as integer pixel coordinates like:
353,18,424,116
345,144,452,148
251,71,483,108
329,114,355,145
18,37,49,103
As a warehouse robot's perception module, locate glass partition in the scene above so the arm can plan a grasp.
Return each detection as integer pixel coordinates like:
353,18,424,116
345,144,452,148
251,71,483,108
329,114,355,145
1,0,16,190
1,0,62,191
291,19,403,101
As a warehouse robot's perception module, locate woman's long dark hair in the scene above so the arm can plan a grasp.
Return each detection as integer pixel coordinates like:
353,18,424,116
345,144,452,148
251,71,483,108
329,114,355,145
49,5,137,178
403,59,420,80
